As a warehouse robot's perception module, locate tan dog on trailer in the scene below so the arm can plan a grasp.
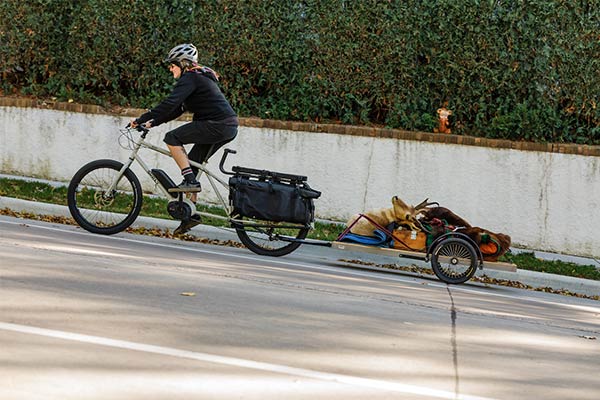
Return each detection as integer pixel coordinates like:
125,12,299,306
346,196,433,237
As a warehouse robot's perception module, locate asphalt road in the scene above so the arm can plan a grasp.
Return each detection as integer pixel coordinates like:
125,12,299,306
1,215,599,400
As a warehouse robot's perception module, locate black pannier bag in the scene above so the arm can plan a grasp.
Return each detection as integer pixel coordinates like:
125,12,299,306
229,174,321,224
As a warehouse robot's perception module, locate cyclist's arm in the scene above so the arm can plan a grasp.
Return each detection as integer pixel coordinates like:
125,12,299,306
136,74,195,126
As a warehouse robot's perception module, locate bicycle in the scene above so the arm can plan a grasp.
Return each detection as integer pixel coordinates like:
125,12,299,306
67,125,321,257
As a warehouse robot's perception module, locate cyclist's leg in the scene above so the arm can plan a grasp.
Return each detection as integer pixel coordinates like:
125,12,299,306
164,123,203,188
188,136,235,168
187,122,237,164
166,120,237,208
166,121,237,164
188,123,237,203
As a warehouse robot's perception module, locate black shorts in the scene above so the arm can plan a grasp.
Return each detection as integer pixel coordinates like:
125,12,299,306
164,118,238,165
163,118,238,147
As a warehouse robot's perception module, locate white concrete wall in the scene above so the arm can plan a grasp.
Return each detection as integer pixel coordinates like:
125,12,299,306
1,105,599,258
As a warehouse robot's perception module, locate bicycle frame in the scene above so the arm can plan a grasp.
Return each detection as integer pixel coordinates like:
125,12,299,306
109,127,233,222
109,128,305,229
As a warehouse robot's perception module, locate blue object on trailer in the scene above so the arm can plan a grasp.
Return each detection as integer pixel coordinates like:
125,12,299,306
338,229,390,247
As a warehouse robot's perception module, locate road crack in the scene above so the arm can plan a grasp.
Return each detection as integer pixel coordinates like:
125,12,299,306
447,286,460,399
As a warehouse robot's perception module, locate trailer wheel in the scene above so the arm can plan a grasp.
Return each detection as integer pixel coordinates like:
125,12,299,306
431,237,478,284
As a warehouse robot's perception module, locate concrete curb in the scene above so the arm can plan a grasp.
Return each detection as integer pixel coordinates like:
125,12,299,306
1,196,599,298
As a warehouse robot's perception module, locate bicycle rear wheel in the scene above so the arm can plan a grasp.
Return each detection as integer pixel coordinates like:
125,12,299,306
234,217,310,256
67,159,143,235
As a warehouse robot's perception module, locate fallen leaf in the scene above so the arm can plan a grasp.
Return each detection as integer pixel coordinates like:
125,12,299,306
579,335,597,340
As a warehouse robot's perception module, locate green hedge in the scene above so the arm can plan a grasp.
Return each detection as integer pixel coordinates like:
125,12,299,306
1,0,598,144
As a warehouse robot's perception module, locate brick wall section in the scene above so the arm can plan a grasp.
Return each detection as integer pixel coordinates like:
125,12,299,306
2,96,598,157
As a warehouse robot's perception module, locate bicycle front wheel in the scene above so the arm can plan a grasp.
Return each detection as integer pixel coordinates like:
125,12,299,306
234,217,310,257
67,159,143,235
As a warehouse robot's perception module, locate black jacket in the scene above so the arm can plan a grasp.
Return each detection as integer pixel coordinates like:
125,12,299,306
136,70,236,126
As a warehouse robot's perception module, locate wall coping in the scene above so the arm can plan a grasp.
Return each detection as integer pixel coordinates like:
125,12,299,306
1,96,598,157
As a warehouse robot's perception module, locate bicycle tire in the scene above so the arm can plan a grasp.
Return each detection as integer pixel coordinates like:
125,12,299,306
234,218,310,256
431,237,478,284
67,159,143,235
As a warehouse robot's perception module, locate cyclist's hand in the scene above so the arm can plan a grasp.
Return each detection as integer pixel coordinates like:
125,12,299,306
128,119,152,130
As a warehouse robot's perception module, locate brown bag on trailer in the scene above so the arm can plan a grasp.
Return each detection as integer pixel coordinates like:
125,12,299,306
392,229,427,252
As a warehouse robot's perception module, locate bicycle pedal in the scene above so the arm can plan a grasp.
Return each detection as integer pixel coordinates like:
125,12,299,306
173,215,202,235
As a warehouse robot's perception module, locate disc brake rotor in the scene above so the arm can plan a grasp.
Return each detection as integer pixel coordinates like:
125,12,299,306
93,191,115,208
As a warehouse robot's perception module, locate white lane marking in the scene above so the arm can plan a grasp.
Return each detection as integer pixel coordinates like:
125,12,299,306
0,321,496,400
2,219,599,313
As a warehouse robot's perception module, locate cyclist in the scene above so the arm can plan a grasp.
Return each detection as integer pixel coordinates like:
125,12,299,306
131,43,238,234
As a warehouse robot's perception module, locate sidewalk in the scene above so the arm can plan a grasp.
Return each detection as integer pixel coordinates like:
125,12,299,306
1,196,599,298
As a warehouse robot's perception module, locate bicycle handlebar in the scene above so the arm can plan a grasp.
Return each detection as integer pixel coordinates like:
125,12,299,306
125,123,150,134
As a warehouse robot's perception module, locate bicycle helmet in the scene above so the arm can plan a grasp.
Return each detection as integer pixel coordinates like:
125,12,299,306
164,43,198,64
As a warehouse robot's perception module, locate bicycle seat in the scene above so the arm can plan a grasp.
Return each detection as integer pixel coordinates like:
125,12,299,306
191,138,235,164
